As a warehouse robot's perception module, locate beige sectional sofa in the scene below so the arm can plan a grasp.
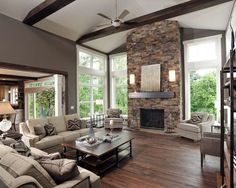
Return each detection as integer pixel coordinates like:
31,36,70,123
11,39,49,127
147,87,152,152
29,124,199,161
0,144,100,188
19,114,93,153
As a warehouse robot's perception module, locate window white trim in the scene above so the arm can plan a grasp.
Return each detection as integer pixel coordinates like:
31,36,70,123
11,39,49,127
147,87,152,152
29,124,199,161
109,53,127,111
76,45,107,117
183,35,222,119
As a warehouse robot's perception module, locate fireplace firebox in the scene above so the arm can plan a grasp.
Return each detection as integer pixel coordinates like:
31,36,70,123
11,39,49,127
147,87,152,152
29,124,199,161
140,108,164,130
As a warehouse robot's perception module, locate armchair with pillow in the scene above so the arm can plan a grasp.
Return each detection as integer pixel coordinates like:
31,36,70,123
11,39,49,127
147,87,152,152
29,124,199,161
104,108,123,129
176,112,215,141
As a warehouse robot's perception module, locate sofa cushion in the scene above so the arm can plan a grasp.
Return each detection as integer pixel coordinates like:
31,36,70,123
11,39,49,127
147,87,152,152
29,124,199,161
67,118,83,131
178,123,200,133
64,114,80,124
0,153,56,187
0,144,17,158
27,118,48,135
107,109,122,118
0,137,17,146
78,166,100,188
35,135,63,150
58,131,80,142
34,125,47,140
48,116,66,133
44,123,57,136
74,128,92,137
39,159,79,184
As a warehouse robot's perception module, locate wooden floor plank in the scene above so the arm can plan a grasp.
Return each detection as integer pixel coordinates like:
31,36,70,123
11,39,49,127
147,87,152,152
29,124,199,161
101,131,219,188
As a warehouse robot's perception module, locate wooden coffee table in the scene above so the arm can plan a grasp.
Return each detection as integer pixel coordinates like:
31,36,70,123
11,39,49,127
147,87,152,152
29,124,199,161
62,130,134,174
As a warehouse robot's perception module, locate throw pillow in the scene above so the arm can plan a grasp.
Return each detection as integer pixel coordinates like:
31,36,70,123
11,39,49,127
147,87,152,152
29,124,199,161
39,159,79,184
0,137,17,146
44,123,57,136
34,124,47,140
10,140,31,157
187,114,204,125
33,152,61,161
67,118,82,131
107,109,121,118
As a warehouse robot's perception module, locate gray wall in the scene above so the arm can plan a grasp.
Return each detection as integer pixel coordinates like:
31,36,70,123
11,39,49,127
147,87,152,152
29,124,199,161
0,13,77,114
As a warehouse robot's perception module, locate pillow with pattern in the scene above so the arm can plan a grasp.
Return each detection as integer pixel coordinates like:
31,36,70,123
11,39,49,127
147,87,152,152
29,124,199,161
44,123,57,136
39,159,79,184
34,124,47,140
187,114,204,125
67,118,82,131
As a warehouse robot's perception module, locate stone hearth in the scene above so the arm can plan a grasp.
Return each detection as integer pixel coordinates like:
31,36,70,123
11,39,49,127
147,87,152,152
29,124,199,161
127,20,181,130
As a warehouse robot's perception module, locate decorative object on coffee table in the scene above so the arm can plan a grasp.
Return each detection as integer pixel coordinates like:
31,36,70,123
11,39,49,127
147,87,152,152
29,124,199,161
109,120,114,135
89,123,95,138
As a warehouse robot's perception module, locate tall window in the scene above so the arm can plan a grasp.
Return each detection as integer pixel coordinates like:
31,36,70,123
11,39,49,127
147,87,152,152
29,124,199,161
110,53,128,114
184,35,221,119
77,48,107,118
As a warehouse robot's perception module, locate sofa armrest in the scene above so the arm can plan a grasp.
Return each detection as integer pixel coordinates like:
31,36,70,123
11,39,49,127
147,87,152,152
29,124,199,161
198,122,212,133
180,120,189,123
14,175,43,188
19,122,39,147
200,137,220,156
54,176,90,188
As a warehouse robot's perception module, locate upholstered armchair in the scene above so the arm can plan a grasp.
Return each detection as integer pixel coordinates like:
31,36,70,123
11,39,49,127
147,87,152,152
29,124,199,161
104,108,123,129
200,132,220,167
176,112,215,141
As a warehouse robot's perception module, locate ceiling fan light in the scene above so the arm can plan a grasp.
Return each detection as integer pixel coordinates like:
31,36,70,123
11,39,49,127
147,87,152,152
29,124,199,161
112,20,121,27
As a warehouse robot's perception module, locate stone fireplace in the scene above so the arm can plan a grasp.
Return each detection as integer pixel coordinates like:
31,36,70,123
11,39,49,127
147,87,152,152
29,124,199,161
127,20,181,130
140,108,164,130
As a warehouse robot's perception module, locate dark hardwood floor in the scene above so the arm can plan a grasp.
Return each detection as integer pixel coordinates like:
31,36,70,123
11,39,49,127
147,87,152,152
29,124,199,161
101,131,219,188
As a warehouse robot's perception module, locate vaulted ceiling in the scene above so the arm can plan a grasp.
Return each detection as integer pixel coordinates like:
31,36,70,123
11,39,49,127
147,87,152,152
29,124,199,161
0,0,234,53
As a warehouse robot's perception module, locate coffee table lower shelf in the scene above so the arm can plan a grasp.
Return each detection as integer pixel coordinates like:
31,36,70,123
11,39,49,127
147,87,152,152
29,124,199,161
63,141,133,175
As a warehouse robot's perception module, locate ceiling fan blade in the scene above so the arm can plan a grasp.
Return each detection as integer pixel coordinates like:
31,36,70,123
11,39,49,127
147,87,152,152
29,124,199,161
118,9,130,19
97,13,112,21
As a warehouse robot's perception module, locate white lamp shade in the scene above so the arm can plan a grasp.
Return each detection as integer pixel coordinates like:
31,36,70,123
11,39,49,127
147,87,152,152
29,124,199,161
169,70,176,82
129,74,135,85
0,101,15,115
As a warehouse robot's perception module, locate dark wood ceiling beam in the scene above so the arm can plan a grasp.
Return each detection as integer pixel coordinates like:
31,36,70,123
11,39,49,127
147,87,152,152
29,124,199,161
23,0,76,25
77,0,232,44
0,74,37,81
0,81,18,86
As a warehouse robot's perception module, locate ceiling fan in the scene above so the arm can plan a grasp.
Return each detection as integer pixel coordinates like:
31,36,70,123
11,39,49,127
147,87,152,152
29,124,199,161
97,0,130,28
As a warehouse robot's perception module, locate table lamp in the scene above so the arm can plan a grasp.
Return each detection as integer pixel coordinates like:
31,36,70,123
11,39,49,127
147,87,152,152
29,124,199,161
0,101,16,132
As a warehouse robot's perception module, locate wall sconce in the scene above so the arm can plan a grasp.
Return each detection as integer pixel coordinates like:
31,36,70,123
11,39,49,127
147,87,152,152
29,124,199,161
129,74,135,85
168,70,176,82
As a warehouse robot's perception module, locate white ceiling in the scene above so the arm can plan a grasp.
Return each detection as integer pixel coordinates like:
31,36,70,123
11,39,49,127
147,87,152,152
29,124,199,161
0,68,51,78
0,0,234,53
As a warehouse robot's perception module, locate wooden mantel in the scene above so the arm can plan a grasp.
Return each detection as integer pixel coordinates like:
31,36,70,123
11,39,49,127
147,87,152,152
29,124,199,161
128,92,175,99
